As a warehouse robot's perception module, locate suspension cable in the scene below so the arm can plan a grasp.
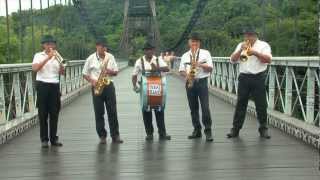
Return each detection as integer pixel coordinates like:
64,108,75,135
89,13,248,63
72,0,98,39
169,0,208,51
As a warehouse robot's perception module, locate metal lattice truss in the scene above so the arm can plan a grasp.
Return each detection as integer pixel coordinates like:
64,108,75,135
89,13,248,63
120,0,161,55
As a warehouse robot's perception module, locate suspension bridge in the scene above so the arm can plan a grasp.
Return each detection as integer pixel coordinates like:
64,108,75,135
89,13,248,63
0,0,319,179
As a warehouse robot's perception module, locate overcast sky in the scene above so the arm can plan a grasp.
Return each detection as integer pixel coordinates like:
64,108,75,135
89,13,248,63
0,0,70,16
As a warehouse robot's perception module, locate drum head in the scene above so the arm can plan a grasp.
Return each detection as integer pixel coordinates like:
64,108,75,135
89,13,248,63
140,75,166,111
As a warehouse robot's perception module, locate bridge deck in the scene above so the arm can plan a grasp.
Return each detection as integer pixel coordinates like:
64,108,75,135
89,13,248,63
0,68,319,180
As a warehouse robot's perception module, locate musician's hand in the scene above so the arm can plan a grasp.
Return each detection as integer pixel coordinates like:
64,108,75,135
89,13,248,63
104,68,114,75
90,79,97,87
47,49,55,59
179,71,187,79
133,85,140,93
196,62,206,68
150,63,158,71
59,65,65,75
247,49,258,56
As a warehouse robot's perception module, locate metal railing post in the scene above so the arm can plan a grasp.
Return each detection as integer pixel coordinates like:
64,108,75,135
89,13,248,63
306,65,315,124
285,64,293,115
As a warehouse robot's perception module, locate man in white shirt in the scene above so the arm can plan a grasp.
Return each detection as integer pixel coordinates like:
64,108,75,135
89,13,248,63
169,51,176,69
32,35,64,148
158,52,165,62
227,27,272,139
179,33,214,142
164,51,171,70
82,38,123,144
132,42,171,141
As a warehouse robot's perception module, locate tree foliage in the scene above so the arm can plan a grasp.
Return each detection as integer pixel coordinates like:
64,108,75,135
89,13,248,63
0,0,317,64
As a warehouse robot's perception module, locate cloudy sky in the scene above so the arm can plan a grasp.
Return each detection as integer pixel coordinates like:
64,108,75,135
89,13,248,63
0,0,70,16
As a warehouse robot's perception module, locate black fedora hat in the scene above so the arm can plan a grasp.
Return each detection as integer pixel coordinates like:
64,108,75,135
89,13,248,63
41,35,56,44
243,26,258,35
143,42,155,50
189,32,202,41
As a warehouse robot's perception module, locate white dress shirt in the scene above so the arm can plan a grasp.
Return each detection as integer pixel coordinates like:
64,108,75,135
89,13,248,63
231,39,272,74
82,52,118,81
32,51,60,83
132,55,168,77
179,49,213,79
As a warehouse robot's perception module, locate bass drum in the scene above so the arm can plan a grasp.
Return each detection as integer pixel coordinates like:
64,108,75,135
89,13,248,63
140,73,167,112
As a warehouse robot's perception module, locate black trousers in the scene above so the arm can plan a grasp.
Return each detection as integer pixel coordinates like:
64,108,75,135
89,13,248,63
232,72,268,131
92,82,120,138
142,109,167,136
186,77,212,132
36,81,61,143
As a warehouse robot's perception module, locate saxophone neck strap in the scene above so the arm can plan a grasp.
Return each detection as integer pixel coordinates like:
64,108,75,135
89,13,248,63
190,49,200,62
141,57,146,75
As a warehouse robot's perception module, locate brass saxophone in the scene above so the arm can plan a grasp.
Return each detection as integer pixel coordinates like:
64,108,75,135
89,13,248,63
240,40,251,62
94,52,111,96
187,52,197,88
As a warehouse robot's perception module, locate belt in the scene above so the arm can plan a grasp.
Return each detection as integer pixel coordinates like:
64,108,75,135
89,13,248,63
36,81,59,85
194,77,208,83
240,71,266,77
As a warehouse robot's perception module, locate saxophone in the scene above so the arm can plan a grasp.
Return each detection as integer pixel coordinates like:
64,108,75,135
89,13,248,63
93,52,111,96
187,52,197,88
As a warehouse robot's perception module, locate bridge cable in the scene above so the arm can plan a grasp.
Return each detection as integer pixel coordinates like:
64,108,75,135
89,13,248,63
169,0,209,51
72,0,98,39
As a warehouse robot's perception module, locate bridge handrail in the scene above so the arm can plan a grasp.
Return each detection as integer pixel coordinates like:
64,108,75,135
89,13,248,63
212,56,320,67
0,59,127,144
173,56,320,148
173,56,320,126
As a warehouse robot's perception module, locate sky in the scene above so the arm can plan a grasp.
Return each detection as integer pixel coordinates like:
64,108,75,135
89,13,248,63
0,0,70,16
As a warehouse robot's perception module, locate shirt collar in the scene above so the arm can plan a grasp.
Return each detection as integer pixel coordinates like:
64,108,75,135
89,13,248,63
143,55,156,62
188,48,200,56
96,52,109,61
40,51,47,55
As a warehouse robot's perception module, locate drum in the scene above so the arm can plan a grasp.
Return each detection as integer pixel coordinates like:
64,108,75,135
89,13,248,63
140,72,167,111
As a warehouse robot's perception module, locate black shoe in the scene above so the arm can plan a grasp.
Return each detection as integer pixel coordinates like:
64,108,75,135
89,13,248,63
259,129,271,139
159,134,171,141
145,134,154,141
188,130,202,139
205,131,214,142
51,141,63,147
41,141,49,148
227,128,239,138
112,136,124,144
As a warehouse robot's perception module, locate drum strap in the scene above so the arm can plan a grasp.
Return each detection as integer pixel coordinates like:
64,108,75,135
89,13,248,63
155,57,160,73
141,57,146,75
141,56,161,75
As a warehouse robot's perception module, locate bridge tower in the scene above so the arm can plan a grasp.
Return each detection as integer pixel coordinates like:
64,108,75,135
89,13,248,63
120,0,160,56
